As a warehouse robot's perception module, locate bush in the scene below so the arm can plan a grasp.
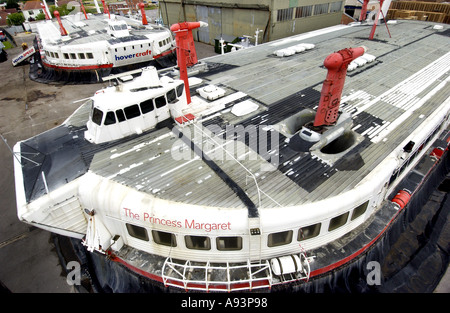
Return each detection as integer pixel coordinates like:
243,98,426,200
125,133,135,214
35,12,47,21
6,12,25,26
50,4,75,18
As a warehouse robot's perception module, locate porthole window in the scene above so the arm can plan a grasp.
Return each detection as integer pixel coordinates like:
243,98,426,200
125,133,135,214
126,223,149,241
328,212,349,231
216,237,242,251
351,201,369,221
268,230,293,247
92,108,103,126
185,235,211,250
152,230,177,247
298,223,320,241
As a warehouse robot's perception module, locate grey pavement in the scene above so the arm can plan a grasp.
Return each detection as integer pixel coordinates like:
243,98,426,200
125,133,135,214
0,30,215,293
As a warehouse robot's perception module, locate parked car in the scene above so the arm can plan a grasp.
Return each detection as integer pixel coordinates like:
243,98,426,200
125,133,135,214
0,30,6,42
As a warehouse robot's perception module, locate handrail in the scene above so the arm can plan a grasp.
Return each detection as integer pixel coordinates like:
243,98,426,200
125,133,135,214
172,108,264,208
161,252,310,292
162,257,273,292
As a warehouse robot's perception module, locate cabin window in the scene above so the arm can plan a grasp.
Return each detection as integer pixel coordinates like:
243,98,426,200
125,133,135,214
176,83,184,97
54,52,59,58
268,230,293,247
87,52,94,59
124,104,141,119
140,99,154,114
216,237,242,251
185,235,211,250
116,109,126,122
159,41,162,47
155,95,167,109
92,108,103,126
328,212,349,231
298,223,320,241
63,53,69,59
351,201,369,221
126,223,149,241
104,111,116,125
152,230,177,247
78,53,86,59
167,89,177,104
70,53,76,59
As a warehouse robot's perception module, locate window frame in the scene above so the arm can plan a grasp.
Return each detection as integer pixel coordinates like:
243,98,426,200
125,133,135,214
176,83,184,98
216,236,243,251
126,223,149,241
154,95,167,109
328,212,349,232
124,104,141,120
297,223,321,241
152,230,177,247
351,201,369,221
166,89,177,104
140,98,154,114
104,111,116,125
92,107,103,126
268,230,293,247
185,235,211,250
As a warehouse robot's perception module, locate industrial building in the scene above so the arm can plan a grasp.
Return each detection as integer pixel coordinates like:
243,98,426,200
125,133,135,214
159,0,344,44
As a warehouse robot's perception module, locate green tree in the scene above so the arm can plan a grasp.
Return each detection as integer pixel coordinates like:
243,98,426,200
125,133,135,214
35,12,46,21
6,12,25,26
5,0,19,10
50,4,75,18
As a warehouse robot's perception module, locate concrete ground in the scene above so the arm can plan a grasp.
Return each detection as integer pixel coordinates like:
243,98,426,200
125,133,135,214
0,33,102,292
0,32,215,293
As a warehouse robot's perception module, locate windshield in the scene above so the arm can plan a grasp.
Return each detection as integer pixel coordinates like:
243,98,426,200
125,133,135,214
92,108,103,126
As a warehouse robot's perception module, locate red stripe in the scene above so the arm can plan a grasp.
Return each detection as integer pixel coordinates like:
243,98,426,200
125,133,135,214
110,142,449,289
111,255,165,284
310,209,401,277
153,49,175,59
42,49,174,70
42,60,113,70
311,140,449,277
